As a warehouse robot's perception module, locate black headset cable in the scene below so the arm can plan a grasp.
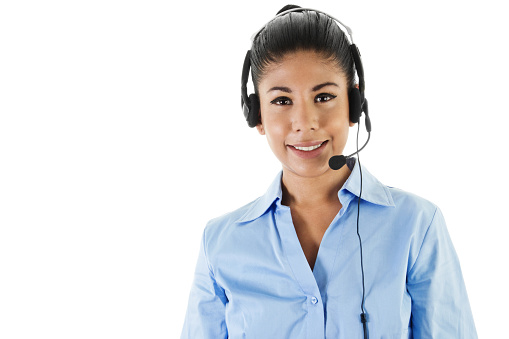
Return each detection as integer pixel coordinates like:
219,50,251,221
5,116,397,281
356,118,368,339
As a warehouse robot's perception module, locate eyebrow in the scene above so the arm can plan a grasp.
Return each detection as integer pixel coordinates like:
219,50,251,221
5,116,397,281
266,82,339,94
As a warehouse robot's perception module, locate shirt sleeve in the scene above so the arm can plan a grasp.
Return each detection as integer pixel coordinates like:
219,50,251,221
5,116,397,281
180,227,228,339
406,206,477,338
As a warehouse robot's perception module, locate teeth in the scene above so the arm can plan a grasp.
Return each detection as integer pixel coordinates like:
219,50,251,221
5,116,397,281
294,142,324,151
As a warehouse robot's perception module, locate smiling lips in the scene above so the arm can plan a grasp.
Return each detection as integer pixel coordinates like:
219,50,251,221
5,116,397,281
287,140,328,159
288,140,327,151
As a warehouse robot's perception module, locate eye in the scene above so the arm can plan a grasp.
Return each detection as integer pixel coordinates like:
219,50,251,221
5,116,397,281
315,93,337,103
270,96,292,106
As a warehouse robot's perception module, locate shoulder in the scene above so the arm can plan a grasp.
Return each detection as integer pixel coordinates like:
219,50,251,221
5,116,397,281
387,185,438,214
382,185,444,239
362,181,443,237
202,196,265,250
375,186,451,270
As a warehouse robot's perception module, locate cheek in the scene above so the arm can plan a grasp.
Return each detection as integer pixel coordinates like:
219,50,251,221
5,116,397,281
264,121,287,146
324,110,351,145
323,107,350,129
261,107,288,136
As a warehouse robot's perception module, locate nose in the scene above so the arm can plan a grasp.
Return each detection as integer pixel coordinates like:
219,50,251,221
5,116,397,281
292,100,319,132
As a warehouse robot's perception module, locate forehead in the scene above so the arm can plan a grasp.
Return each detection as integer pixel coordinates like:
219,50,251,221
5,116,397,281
259,49,347,90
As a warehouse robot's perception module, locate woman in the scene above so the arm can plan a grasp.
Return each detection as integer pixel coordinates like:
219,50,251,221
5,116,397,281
181,5,477,338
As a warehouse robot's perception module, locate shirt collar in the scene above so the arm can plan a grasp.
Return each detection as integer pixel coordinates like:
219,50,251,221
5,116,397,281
236,158,395,224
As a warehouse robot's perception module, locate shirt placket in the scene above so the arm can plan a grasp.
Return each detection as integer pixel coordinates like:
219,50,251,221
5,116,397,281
275,204,325,339
274,193,356,338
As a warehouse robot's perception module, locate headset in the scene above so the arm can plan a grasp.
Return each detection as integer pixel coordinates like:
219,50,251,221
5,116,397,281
241,6,372,339
241,8,370,131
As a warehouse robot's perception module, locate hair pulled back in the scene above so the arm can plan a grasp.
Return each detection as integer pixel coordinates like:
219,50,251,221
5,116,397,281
250,5,356,95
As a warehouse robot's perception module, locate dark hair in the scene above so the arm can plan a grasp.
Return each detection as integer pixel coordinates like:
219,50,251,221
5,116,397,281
250,5,355,95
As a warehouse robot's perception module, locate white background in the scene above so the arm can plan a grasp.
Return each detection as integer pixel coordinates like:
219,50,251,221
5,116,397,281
1,0,507,338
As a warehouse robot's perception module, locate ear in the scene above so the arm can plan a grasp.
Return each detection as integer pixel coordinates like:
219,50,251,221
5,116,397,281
255,110,265,135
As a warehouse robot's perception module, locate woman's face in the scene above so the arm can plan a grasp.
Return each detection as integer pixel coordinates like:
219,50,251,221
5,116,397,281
256,49,355,178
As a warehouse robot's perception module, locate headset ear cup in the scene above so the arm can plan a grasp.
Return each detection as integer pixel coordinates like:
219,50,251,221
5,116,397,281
348,88,362,124
247,94,260,128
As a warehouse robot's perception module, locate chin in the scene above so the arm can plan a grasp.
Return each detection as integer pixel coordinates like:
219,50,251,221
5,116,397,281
286,163,331,178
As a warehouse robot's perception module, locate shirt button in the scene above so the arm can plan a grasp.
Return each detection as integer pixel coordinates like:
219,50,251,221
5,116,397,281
311,296,318,304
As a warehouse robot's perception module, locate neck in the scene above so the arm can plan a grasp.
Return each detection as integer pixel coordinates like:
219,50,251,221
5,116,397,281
280,165,352,208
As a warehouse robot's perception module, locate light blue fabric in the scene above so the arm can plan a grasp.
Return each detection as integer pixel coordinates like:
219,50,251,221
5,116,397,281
181,160,477,338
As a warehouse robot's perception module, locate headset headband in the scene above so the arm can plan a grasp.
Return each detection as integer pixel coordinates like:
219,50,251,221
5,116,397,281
250,7,355,45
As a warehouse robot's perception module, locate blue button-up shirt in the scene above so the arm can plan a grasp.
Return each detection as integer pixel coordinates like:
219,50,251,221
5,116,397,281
181,159,477,338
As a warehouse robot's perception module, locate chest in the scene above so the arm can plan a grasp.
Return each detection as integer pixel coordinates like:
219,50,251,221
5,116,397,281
290,203,342,271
